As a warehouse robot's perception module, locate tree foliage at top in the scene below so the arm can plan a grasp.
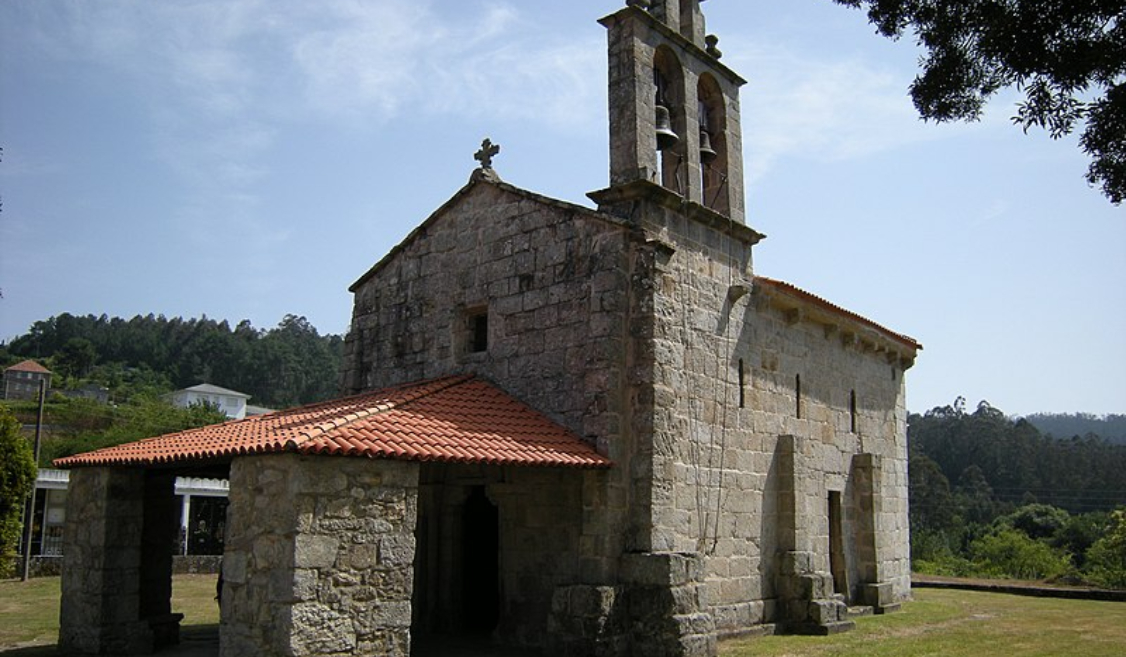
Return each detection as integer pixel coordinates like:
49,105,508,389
833,0,1126,204
5,313,344,408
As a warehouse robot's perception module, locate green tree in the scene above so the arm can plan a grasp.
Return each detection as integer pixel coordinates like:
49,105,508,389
833,0,1126,204
1085,507,1126,588
54,337,98,379
0,407,37,577
909,453,956,530
997,504,1071,541
41,397,229,464
1055,511,1110,568
971,529,1071,580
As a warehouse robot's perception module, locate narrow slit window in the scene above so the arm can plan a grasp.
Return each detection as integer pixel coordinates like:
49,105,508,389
738,358,745,409
850,390,858,433
795,374,802,419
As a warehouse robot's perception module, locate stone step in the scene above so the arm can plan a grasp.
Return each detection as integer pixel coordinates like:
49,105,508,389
787,620,857,636
845,605,874,619
818,620,857,636
875,602,903,615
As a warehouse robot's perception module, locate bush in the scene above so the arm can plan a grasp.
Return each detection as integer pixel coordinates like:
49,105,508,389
997,504,1071,541
0,407,37,578
1084,508,1126,589
970,529,1071,580
1054,511,1110,568
40,397,229,465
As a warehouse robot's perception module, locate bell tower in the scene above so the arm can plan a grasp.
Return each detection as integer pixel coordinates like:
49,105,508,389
591,0,748,225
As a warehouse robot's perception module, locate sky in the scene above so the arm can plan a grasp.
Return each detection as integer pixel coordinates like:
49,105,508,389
1,0,1123,417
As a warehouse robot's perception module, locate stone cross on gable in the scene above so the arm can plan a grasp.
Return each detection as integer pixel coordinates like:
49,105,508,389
475,139,500,170
471,138,502,183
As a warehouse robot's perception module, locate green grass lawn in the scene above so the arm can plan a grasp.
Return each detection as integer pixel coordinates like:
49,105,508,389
0,574,219,652
1,577,1123,656
721,589,1126,657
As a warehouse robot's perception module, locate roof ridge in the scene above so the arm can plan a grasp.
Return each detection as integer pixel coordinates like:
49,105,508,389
286,374,475,450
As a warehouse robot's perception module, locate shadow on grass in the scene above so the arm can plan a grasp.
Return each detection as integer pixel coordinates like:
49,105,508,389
0,647,60,657
0,625,219,657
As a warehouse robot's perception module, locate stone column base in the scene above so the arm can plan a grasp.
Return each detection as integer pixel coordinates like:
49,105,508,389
547,585,628,657
777,552,856,636
547,552,718,656
863,582,903,615
620,552,716,657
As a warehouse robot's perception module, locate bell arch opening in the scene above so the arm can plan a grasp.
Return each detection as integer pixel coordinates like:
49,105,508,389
697,73,729,215
653,46,687,195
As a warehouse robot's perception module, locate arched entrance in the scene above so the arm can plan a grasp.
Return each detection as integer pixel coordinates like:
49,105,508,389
461,486,499,634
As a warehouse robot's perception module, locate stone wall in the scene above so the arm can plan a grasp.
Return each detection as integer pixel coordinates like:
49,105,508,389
341,176,911,650
411,463,593,649
221,454,419,657
342,181,649,573
624,196,911,634
59,468,176,654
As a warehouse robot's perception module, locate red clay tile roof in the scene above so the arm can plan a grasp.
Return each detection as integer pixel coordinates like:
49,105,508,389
5,359,52,374
754,276,922,352
55,375,611,470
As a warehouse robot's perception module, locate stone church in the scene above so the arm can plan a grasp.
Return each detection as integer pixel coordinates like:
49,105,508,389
55,2,920,656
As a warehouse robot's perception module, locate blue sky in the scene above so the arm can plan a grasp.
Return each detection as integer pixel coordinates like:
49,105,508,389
1,0,1122,416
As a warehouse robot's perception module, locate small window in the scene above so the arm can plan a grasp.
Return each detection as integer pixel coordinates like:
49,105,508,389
795,374,802,419
738,359,745,409
850,390,858,433
468,308,489,353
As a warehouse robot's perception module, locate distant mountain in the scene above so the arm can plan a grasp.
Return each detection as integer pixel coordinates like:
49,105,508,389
1023,413,1126,445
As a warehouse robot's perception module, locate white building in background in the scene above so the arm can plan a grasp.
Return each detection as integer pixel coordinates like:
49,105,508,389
27,469,229,558
166,383,251,420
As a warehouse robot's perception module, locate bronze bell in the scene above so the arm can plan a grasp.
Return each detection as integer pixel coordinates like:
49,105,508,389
655,104,679,151
699,126,718,164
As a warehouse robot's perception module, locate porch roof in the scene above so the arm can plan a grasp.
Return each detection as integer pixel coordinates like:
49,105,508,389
54,375,611,470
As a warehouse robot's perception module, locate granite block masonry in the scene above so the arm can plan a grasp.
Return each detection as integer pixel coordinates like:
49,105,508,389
220,455,419,657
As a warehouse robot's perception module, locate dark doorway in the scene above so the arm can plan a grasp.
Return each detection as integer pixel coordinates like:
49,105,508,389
828,491,848,598
461,486,499,634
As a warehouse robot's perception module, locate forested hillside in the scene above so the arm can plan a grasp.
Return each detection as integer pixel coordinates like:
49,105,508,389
909,399,1126,587
2,312,343,408
1024,412,1126,445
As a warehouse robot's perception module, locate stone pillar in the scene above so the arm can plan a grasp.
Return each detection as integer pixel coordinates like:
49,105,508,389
774,436,854,635
601,8,660,187
547,584,626,657
59,467,154,654
620,552,715,657
851,454,879,586
851,453,902,614
220,454,419,657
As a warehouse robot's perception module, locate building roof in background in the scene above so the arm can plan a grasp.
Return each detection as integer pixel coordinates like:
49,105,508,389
56,375,611,470
171,383,252,399
4,359,52,374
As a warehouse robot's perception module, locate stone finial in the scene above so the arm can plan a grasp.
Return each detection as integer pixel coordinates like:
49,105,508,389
472,138,502,182
626,0,651,9
705,34,722,59
475,138,500,169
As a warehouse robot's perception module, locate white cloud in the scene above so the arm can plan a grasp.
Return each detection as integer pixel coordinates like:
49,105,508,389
288,0,603,130
728,43,992,183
